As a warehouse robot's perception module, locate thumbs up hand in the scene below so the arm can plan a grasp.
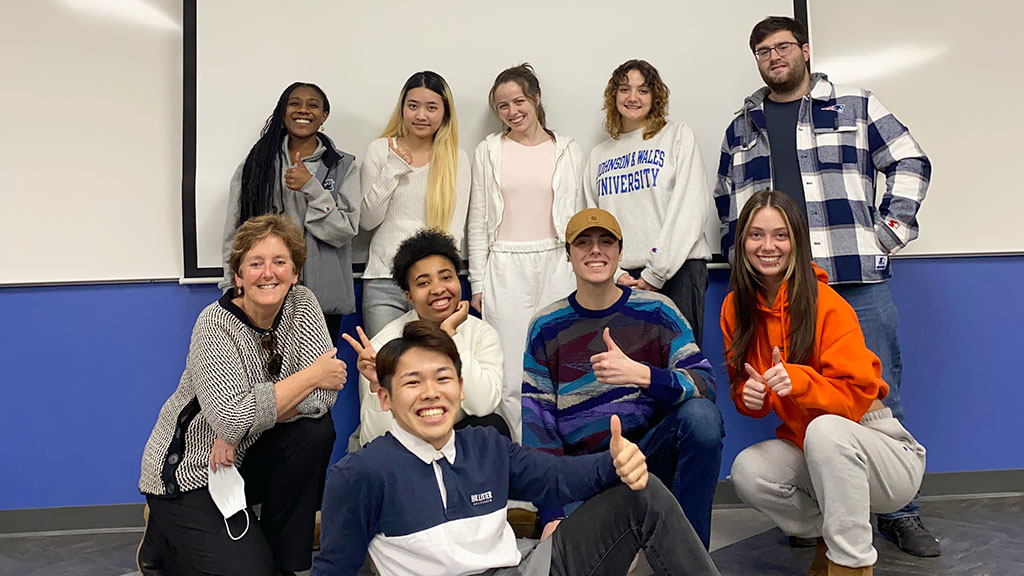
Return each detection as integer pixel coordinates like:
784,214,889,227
763,346,792,397
609,415,648,491
742,363,768,411
284,150,313,190
590,327,651,388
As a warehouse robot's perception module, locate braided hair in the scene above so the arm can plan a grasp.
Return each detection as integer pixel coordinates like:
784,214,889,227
237,82,331,226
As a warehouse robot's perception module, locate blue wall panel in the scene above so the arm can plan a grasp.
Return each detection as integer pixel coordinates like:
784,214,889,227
1,256,1022,510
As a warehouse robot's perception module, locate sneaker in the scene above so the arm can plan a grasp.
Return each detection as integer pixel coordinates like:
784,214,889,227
876,515,941,557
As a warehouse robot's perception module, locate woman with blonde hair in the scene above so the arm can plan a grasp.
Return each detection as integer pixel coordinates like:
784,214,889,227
723,190,926,576
468,63,586,441
585,59,712,346
360,71,470,337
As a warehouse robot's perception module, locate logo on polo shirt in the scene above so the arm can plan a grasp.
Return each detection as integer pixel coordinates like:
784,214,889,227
470,490,493,505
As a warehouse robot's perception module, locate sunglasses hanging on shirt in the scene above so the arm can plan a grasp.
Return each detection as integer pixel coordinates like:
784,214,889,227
260,331,283,378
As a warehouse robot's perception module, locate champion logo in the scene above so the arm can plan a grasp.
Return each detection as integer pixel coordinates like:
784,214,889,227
470,490,493,505
820,104,846,112
887,219,901,230
651,247,658,254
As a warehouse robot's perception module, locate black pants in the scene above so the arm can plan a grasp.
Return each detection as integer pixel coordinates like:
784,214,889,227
454,412,511,439
550,476,720,576
324,313,342,348
143,413,336,575
626,259,708,347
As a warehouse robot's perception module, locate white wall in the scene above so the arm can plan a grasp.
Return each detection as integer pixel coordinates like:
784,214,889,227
1,0,183,285
192,0,793,273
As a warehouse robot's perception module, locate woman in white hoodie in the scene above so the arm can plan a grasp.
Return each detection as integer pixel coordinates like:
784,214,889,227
585,59,712,346
468,64,586,442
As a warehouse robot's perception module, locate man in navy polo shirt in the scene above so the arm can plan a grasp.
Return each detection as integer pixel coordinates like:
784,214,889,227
313,321,718,576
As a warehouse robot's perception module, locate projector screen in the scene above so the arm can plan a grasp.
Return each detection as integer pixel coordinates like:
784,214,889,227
186,0,794,278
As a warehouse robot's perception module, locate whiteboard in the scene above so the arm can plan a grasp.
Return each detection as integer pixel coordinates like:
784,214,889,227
808,0,1024,256
0,0,183,285
189,0,793,276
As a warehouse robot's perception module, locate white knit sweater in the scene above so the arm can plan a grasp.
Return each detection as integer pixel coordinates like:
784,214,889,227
359,138,471,279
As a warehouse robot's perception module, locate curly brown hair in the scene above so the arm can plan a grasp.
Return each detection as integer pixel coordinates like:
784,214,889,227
602,59,669,140
228,214,306,282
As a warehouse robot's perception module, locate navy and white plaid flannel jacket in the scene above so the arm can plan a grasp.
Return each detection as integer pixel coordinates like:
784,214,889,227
713,73,931,284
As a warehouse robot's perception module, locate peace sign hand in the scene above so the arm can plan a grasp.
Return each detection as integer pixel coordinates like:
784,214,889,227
388,137,413,166
342,326,379,392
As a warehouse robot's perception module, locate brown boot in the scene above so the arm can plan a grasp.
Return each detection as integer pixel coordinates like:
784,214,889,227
827,560,873,575
807,538,828,576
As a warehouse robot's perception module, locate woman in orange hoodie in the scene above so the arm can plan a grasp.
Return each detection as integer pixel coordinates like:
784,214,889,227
721,190,926,576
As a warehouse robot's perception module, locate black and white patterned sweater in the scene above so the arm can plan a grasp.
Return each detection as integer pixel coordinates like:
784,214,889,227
139,285,335,496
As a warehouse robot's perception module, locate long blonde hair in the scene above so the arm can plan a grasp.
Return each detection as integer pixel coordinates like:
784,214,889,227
381,71,459,232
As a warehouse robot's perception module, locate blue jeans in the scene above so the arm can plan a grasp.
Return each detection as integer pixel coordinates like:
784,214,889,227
637,397,725,549
832,281,919,519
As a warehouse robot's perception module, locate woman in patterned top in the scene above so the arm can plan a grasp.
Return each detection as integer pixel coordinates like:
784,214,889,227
138,215,347,576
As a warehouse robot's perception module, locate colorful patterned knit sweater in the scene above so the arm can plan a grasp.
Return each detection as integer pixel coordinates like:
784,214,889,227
522,286,716,458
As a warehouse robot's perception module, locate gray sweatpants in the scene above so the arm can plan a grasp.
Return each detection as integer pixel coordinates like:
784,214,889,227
730,409,926,568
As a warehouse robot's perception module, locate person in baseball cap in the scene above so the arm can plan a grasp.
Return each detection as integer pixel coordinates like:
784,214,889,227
564,208,622,243
522,207,724,550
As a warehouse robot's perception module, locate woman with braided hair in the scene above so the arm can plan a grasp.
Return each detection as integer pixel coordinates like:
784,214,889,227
221,82,361,346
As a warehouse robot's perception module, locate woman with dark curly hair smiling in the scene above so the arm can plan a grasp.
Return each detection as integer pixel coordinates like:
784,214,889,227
585,59,713,346
343,228,506,446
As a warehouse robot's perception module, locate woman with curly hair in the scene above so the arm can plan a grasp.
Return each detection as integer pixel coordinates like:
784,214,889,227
344,229,505,446
585,59,712,345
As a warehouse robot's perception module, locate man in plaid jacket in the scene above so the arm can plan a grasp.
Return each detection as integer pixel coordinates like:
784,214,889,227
713,15,940,558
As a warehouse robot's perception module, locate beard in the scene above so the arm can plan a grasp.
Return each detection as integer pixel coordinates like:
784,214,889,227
760,60,809,94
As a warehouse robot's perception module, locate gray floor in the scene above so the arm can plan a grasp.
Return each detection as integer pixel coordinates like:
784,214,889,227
1,495,1021,576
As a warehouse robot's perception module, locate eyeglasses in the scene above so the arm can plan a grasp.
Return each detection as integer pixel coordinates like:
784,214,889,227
260,331,283,378
754,41,802,62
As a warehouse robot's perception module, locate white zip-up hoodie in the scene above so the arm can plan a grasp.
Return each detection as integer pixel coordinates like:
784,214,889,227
467,131,587,294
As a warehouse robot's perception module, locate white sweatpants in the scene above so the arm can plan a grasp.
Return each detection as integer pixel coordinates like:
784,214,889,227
482,238,575,443
730,409,926,568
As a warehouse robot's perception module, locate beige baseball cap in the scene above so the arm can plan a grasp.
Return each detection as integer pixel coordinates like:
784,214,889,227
565,208,623,243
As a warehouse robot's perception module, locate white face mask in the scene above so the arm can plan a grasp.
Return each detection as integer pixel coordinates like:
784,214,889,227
208,465,250,541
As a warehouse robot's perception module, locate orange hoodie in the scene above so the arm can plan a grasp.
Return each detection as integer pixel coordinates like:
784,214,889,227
721,264,888,449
